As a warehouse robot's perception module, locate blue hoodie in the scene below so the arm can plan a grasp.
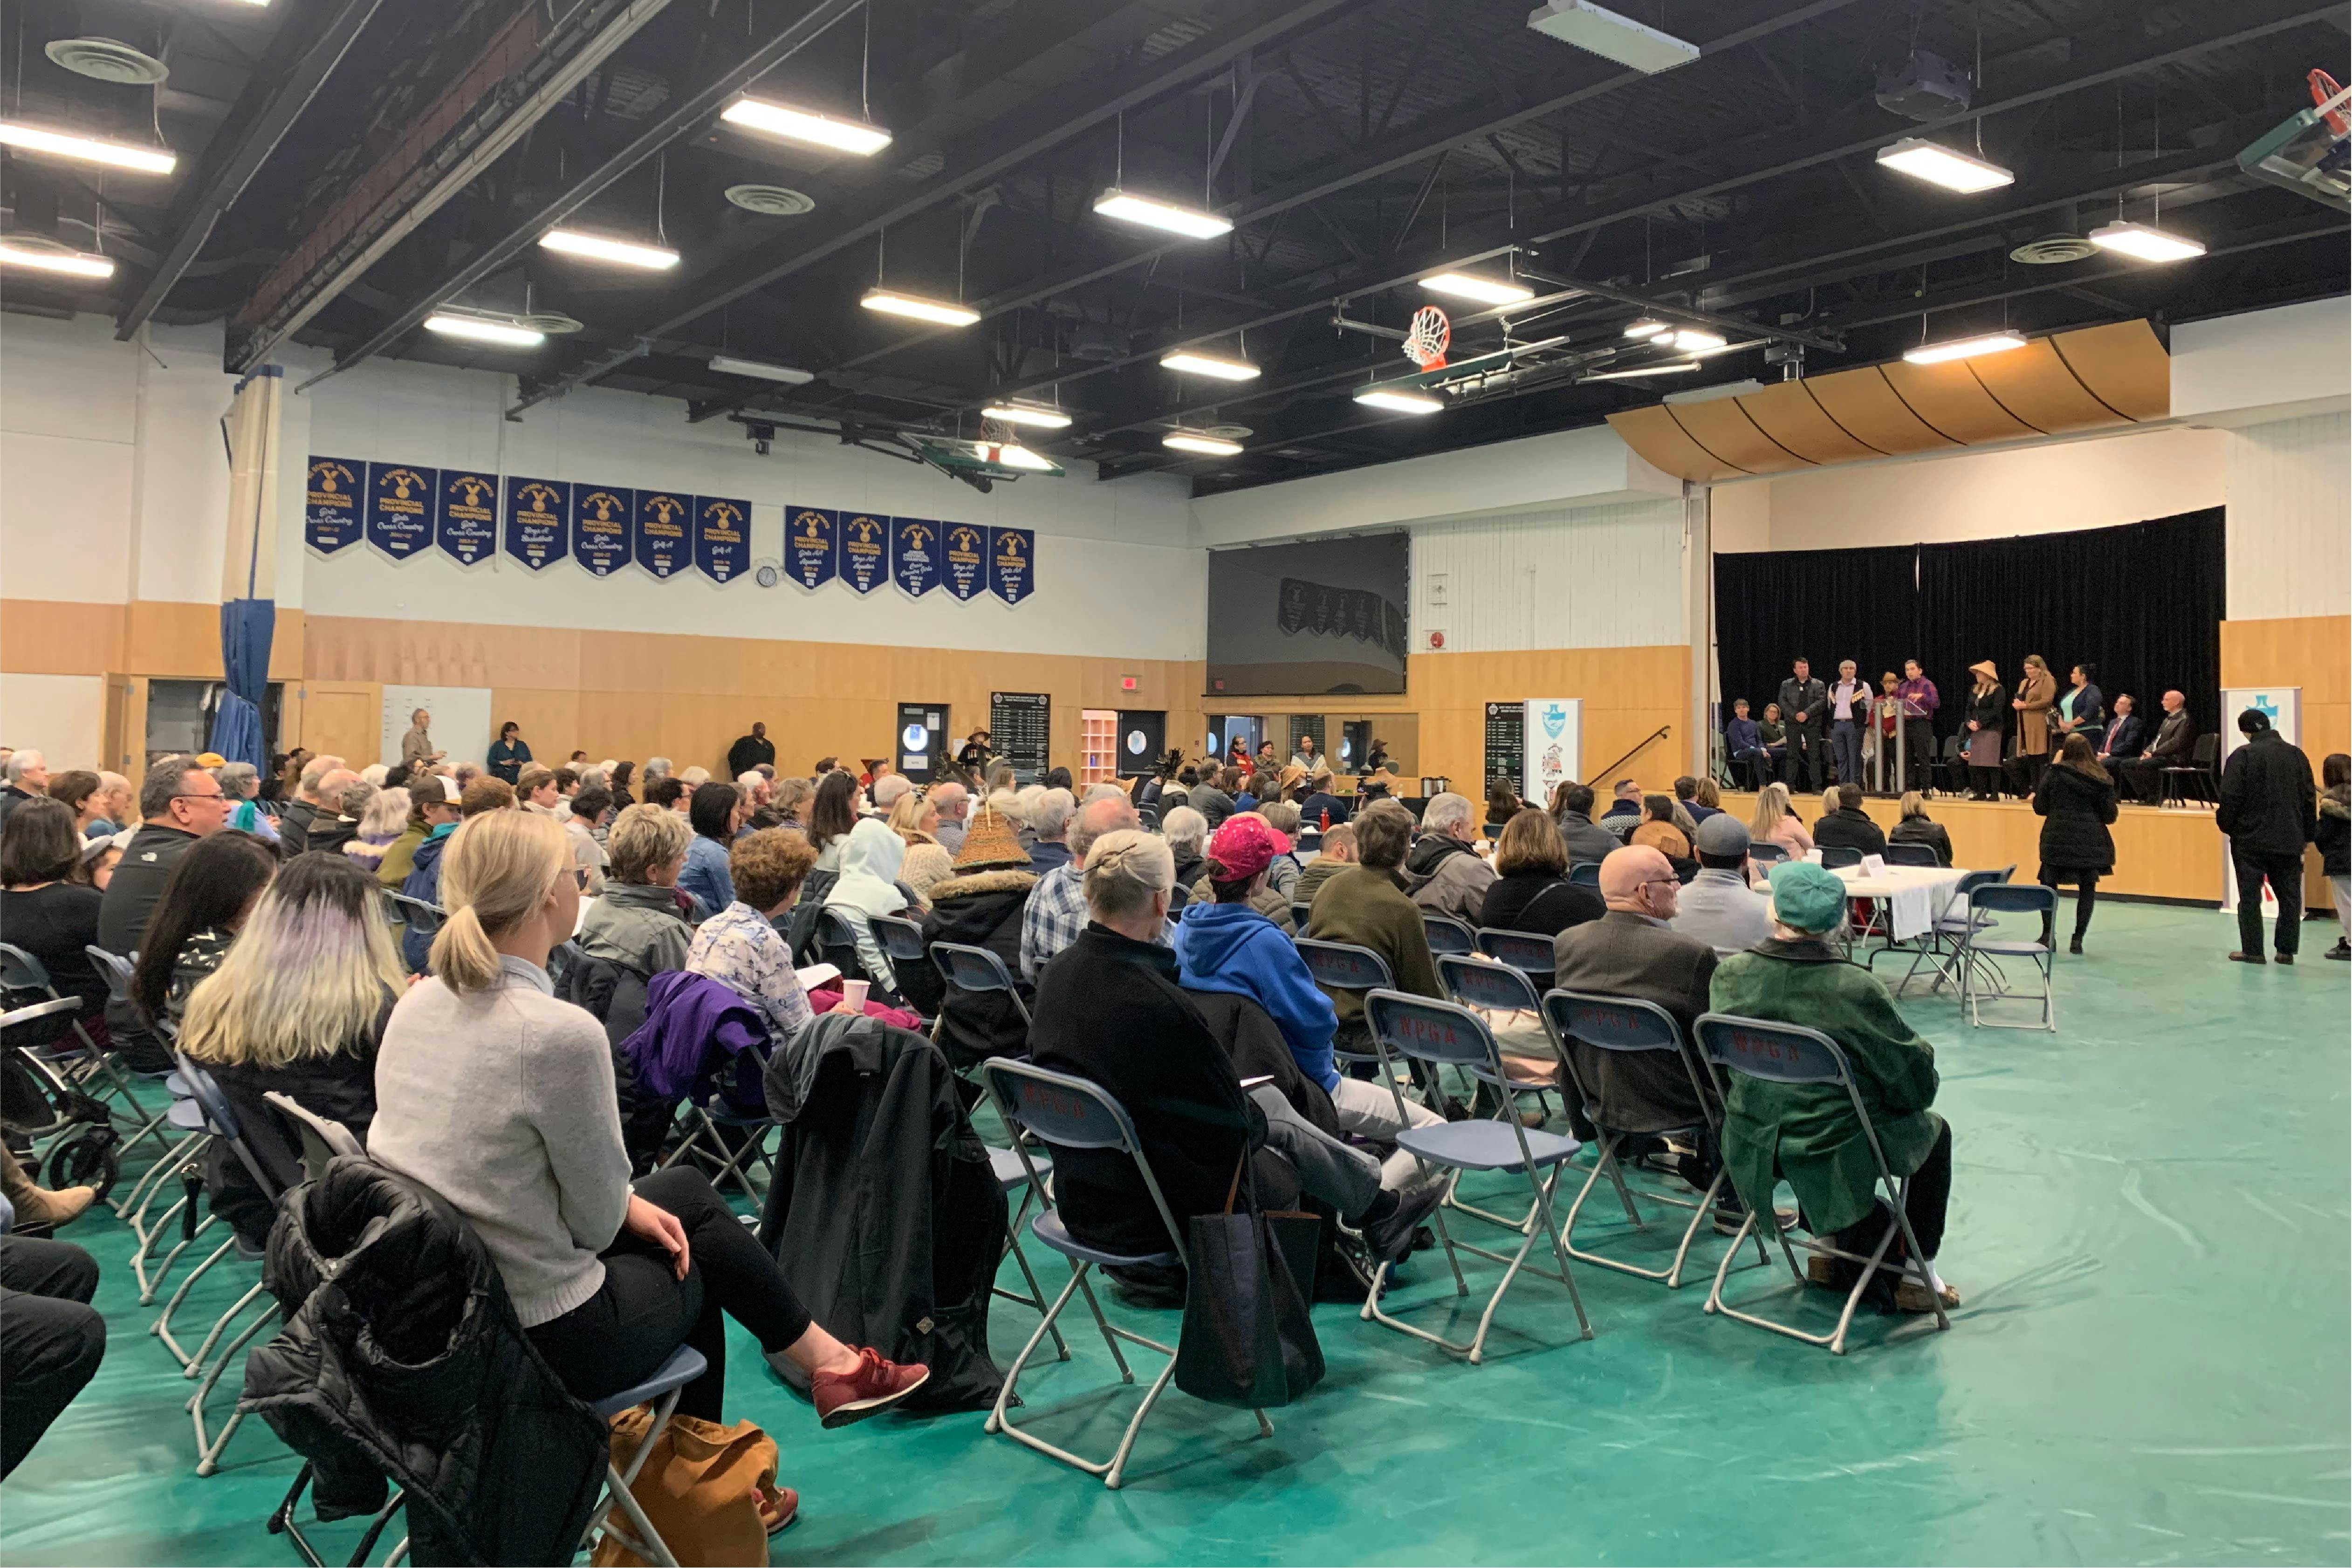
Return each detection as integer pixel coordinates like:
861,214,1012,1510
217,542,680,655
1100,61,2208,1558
399,824,456,972
1173,900,1339,1091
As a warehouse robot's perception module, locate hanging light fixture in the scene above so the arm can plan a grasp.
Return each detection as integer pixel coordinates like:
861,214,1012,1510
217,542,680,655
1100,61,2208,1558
2087,220,2206,263
1668,328,1726,351
423,312,547,347
0,238,115,279
1420,270,1535,306
1353,385,1444,414
1163,431,1243,456
538,229,679,270
0,120,174,175
981,403,1073,429
861,289,981,326
1875,137,2014,193
708,356,814,384
1902,330,2028,365
1159,349,1260,381
1092,188,1232,240
720,98,892,155
1584,362,1701,380
1623,318,1672,339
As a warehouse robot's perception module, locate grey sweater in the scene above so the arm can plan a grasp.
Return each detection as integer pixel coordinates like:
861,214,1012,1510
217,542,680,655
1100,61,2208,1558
369,955,631,1327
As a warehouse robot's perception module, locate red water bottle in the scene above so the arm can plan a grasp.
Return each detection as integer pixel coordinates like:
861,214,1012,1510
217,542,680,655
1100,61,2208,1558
1320,808,1331,830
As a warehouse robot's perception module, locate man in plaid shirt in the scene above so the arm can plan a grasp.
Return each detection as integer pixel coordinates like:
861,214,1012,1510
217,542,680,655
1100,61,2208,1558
1021,794,1144,980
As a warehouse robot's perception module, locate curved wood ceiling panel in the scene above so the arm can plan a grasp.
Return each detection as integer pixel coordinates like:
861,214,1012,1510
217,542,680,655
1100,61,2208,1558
1665,398,1815,473
1738,380,1886,464
1800,367,1961,454
1605,406,1752,482
2049,319,2170,421
1966,338,2129,433
1881,358,2044,443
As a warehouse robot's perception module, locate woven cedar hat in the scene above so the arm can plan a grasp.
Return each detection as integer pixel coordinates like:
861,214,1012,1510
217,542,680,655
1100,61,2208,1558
952,806,1031,871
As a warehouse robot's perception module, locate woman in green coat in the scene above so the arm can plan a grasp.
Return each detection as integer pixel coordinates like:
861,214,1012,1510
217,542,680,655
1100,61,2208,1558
1708,861,1959,1313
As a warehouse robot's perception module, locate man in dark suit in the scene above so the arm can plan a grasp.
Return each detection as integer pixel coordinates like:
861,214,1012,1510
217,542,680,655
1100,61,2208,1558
2095,694,2148,766
2218,708,2317,965
2117,690,2196,804
1811,783,1888,857
1777,658,1828,793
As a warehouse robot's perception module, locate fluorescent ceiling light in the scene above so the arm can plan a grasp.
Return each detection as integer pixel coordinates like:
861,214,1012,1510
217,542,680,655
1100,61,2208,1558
991,444,1059,471
1875,137,2014,194
423,312,546,347
708,355,813,384
0,120,175,175
538,228,679,269
720,97,891,156
1524,1,1698,71
1421,270,1535,306
1092,187,1232,240
2087,220,2207,263
1584,362,1701,380
1903,330,2028,365
1624,318,1672,338
982,403,1073,429
861,289,981,327
1354,386,1445,414
1159,349,1260,381
1164,431,1243,456
0,240,115,279
1669,328,1726,351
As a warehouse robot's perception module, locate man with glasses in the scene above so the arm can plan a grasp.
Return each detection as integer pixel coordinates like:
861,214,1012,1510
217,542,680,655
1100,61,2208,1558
96,757,233,1068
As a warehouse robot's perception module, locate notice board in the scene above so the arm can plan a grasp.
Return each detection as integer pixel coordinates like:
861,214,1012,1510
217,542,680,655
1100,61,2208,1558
1482,702,1524,792
990,692,1050,784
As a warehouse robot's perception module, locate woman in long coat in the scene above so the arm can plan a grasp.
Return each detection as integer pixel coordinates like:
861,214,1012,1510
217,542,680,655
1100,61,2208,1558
2009,653,2058,792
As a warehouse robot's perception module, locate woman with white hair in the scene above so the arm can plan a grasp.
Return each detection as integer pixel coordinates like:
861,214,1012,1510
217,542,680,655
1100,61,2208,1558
343,786,411,873
215,760,280,842
1160,804,1208,903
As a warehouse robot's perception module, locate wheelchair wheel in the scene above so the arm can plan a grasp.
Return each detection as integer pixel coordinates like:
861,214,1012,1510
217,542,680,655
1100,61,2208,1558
41,1128,119,1204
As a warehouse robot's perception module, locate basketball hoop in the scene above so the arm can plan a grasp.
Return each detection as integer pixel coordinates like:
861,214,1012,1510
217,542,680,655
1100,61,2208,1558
1404,305,1451,371
2312,68,2349,136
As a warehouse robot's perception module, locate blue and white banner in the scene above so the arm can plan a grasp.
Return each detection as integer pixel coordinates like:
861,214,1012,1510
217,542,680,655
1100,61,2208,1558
436,470,499,566
989,526,1035,605
365,463,436,560
840,512,889,595
633,489,692,580
891,516,940,597
942,521,987,601
504,477,569,570
694,495,750,584
571,485,632,577
785,505,837,589
305,456,365,554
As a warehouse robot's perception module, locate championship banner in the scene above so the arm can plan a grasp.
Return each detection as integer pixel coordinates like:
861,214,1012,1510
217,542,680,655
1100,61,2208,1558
1277,578,1309,634
840,512,888,594
305,456,364,554
942,521,987,600
570,485,631,576
988,526,1035,604
436,470,499,566
632,488,691,580
693,495,749,584
786,505,837,589
364,463,436,560
504,477,569,570
891,516,940,597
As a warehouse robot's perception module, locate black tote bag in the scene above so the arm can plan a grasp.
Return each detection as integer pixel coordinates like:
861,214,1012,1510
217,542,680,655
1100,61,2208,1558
1173,1162,1325,1410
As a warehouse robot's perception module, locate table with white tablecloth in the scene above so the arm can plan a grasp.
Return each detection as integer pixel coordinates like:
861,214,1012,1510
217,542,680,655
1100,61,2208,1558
1832,864,1969,943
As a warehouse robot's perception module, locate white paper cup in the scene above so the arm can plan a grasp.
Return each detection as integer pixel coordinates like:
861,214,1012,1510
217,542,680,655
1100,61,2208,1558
839,979,870,1010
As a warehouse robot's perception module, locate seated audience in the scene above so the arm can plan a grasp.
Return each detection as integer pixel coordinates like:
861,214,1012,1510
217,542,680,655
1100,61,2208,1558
2035,733,2119,954
768,776,813,834
1290,821,1357,912
99,759,232,1066
1675,776,1721,825
303,771,366,858
1023,787,1077,876
1811,783,1888,857
566,786,612,896
1747,781,1813,859
887,792,954,909
1671,816,1773,953
899,809,1036,1064
0,750,49,826
0,1221,105,1478
1403,791,1496,922
1484,779,1522,832
379,775,462,888
1630,794,1693,861
928,781,970,855
1188,768,1236,831
1725,700,1770,790
1,799,113,1025
577,805,696,980
1599,779,1644,839
370,810,925,1455
1549,781,1622,868
176,854,395,1246
679,782,743,917
128,829,279,1029
398,777,513,968
824,817,914,994
1021,795,1139,980
647,776,688,814
608,760,638,808
806,770,861,873
1480,808,1605,938
342,785,409,873
690,828,832,1047
1889,792,1953,865
1304,801,1446,1061
515,766,562,816
41,769,99,840
211,762,279,843
871,774,914,818
1710,862,1957,1311
275,754,337,855
1161,805,1208,897
1296,773,1349,831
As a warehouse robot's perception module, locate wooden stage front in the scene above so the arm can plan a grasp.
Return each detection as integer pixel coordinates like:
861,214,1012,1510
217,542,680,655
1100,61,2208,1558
1716,791,2229,903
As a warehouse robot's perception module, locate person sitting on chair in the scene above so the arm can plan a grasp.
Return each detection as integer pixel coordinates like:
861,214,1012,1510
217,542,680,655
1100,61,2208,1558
1888,793,1953,866
1303,801,1448,1069
1670,816,1773,953
1549,781,1623,868
1289,821,1357,912
1402,791,1495,922
1811,784,1887,857
1725,700,1770,791
1480,808,1604,939
1708,861,1958,1314
2117,691,2195,804
2094,693,2146,766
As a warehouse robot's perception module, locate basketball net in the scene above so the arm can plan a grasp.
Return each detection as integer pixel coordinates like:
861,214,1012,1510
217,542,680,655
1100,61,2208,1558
1404,305,1451,371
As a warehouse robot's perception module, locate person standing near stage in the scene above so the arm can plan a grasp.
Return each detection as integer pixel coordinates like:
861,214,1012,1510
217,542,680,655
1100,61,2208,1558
726,721,775,780
2218,708,2317,965
2052,664,2105,746
1827,660,1869,790
1778,658,1828,794
1896,660,1940,792
2009,654,2058,794
1963,662,2007,799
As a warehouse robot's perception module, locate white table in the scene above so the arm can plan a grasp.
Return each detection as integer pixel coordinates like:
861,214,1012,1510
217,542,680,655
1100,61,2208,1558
1832,864,1968,943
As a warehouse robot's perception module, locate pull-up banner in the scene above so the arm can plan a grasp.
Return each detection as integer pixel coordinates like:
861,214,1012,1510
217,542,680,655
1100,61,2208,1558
633,488,691,580
694,496,749,583
841,512,888,595
989,526,1035,604
505,477,569,570
892,516,940,597
437,470,499,566
571,485,631,577
365,463,436,560
943,521,987,601
786,505,837,589
305,456,365,554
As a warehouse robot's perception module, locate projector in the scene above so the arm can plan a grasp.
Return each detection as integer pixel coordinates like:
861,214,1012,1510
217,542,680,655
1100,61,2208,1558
1524,1,1699,73
1875,50,1973,122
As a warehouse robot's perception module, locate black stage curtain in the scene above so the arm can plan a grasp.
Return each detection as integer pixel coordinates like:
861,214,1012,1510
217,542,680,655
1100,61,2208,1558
1714,507,2224,748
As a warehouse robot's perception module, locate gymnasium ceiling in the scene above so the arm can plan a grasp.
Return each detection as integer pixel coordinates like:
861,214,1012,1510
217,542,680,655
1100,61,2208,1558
3,0,2345,495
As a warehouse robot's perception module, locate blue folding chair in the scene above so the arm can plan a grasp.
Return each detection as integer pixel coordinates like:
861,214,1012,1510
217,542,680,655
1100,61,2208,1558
1693,1013,1951,1354
1882,842,1940,867
1746,840,1788,866
932,941,1032,1031
1818,845,1863,870
576,1346,711,1568
1432,957,1563,1230
1959,882,2057,1030
1475,927,1555,987
1358,991,1592,1363
1422,913,1477,957
1289,901,1314,931
871,914,934,1024
1295,938,1399,1078
976,1059,1275,1488
1883,865,2009,993
1568,861,1603,888
1541,991,1765,1289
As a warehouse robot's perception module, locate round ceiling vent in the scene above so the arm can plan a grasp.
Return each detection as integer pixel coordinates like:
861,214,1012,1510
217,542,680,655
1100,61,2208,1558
45,37,168,85
1203,423,1252,440
2009,233,2097,266
517,312,585,335
726,184,816,217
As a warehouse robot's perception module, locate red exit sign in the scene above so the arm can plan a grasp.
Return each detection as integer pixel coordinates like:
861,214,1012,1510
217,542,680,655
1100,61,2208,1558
1121,675,1138,691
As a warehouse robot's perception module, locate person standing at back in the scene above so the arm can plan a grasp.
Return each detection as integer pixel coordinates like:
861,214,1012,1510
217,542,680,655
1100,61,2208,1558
400,708,444,776
2217,708,2318,965
487,722,531,786
1778,658,1828,794
726,722,775,781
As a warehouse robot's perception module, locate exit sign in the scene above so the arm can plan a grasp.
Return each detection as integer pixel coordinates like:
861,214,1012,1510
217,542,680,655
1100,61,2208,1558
1121,675,1138,691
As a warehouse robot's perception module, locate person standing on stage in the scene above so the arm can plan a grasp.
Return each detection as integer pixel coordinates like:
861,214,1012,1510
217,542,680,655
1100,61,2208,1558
955,729,994,774
2009,654,2058,794
1962,662,2007,799
726,721,775,781
1778,658,1828,794
2118,691,2195,804
2218,708,2317,965
1827,660,1868,790
2053,664,2105,745
1896,659,1941,792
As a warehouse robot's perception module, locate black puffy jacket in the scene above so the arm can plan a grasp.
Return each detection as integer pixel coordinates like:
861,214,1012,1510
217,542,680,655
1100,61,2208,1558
900,870,1035,1068
242,1157,607,1568
2033,762,2119,873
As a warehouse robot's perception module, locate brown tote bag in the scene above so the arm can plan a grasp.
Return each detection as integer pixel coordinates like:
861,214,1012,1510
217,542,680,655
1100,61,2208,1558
590,1409,780,1568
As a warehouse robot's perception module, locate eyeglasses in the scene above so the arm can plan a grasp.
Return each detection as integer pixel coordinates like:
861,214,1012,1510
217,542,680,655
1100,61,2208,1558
173,791,227,804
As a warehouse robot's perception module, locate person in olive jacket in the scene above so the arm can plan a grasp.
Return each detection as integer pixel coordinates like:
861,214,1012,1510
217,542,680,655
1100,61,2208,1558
2032,735,2119,954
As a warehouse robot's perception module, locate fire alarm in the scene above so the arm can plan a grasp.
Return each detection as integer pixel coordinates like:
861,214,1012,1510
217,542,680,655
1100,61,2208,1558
1425,630,1446,650
1121,675,1138,691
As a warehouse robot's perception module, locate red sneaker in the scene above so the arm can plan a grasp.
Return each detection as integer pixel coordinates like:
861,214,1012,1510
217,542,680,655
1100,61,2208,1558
810,1348,930,1429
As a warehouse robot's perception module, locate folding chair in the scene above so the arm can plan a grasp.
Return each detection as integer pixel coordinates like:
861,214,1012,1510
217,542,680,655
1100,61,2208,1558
1474,927,1555,987
1568,861,1603,888
1693,1013,1951,1354
1818,845,1863,870
1958,883,2057,1031
1882,842,1940,867
1135,806,1159,831
77,944,183,1167
0,942,131,1104
0,995,130,1214
1357,991,1591,1363
1746,841,1787,866
1432,957,1561,1227
1883,866,2009,994
987,1144,1068,1363
932,941,1032,1031
169,1053,285,1476
977,1059,1275,1488
1422,913,1477,957
816,906,875,987
384,894,446,973
1294,938,1401,1081
871,915,933,1024
658,1037,782,1199
2159,733,2218,808
1541,991,1765,1289
1289,901,1314,932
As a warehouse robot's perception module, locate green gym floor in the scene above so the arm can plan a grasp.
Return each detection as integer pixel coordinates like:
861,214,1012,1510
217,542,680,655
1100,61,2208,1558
4,900,2346,1566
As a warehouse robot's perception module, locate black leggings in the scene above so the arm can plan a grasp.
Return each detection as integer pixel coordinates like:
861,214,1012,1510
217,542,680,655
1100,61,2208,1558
526,1166,814,1423
2038,866,2101,939
1967,766,2004,800
1823,1118,1954,1262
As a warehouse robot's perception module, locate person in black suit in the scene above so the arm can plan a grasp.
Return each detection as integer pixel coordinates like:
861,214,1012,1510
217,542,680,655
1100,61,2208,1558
2116,690,2196,805
1810,784,1888,857
2094,695,2147,766
1777,658,1828,794
2217,708,2317,965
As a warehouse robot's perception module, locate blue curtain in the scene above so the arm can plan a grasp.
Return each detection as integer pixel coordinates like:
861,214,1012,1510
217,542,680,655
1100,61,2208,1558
209,597,274,769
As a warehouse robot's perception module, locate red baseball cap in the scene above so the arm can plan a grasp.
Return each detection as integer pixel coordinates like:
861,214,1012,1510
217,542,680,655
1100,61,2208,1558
1206,813,1291,882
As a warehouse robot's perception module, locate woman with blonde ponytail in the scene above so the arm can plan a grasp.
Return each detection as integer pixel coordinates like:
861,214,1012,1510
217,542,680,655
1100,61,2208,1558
371,812,928,1476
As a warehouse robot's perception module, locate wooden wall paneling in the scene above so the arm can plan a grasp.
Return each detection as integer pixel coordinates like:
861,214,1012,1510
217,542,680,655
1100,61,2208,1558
2222,614,2350,760
1879,360,2043,443
491,689,582,763
1,599,124,674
